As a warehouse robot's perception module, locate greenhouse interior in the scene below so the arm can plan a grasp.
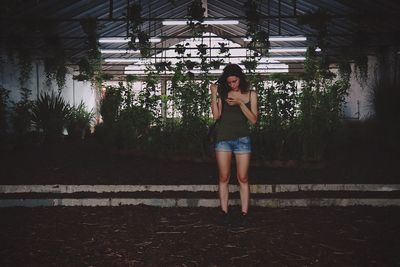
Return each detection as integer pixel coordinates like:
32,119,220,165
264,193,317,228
1,0,400,266
1,0,400,160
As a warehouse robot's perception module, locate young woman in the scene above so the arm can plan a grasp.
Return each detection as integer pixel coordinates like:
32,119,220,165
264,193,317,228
210,64,258,225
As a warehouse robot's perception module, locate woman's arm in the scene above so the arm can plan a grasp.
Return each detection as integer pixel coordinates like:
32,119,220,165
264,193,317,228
240,91,258,125
210,84,222,120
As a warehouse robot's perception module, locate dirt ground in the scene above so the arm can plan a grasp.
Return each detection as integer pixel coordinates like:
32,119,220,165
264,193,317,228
1,206,400,266
1,142,400,266
0,141,399,185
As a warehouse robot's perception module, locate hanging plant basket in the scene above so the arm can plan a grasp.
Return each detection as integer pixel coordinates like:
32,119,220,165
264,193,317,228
175,43,188,55
218,42,230,55
184,60,198,70
196,44,208,56
155,61,172,72
187,0,206,37
210,59,224,69
241,59,258,71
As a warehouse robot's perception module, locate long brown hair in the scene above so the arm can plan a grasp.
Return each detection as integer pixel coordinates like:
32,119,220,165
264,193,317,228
216,64,250,100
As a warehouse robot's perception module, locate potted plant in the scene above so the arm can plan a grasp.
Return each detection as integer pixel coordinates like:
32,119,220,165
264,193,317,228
196,44,208,56
210,59,224,69
241,59,258,72
187,0,206,37
154,61,172,72
127,3,151,58
184,60,198,70
175,43,188,55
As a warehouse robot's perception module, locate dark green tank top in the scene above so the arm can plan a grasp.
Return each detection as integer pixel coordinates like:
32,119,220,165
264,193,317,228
216,95,251,142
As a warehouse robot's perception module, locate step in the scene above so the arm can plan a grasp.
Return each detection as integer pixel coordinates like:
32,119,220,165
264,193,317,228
1,184,400,208
1,184,400,194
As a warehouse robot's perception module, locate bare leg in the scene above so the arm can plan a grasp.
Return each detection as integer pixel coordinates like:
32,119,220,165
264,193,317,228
216,151,232,213
235,153,251,214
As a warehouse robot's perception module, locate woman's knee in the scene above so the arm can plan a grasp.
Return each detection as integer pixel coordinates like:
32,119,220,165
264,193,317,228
219,174,230,183
237,175,248,184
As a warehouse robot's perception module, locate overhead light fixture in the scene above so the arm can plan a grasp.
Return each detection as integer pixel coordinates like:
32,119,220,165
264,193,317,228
125,65,145,70
162,19,239,26
99,37,161,43
269,47,321,53
270,36,307,42
243,36,307,42
100,49,140,54
125,70,146,74
268,56,306,61
270,48,306,53
104,58,141,63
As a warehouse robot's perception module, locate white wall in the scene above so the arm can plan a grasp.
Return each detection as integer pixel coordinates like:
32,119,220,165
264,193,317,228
0,51,97,115
343,56,378,120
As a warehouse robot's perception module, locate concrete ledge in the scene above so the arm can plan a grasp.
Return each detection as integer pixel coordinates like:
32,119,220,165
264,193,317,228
1,184,400,194
1,198,400,208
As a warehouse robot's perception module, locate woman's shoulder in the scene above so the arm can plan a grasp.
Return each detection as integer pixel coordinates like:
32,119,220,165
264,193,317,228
249,89,258,95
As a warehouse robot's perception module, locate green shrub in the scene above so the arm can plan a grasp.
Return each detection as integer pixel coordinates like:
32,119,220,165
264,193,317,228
114,106,153,149
11,87,33,137
0,86,10,135
66,101,95,140
31,92,70,142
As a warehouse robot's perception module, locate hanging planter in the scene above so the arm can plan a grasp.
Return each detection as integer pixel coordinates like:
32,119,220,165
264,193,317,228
218,42,230,55
187,0,206,37
43,33,67,90
196,44,208,56
175,43,188,55
244,0,262,38
127,3,151,58
155,61,172,72
74,17,103,86
6,32,33,86
184,60,198,70
351,31,369,85
241,59,258,72
247,30,270,56
210,59,224,69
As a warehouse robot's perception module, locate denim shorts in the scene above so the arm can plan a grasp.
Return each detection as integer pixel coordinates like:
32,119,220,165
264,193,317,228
215,136,252,154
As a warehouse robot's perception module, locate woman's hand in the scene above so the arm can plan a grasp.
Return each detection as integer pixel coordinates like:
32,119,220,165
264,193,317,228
225,96,243,106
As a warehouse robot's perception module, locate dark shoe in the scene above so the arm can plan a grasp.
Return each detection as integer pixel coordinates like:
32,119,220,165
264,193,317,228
236,212,248,227
217,210,230,226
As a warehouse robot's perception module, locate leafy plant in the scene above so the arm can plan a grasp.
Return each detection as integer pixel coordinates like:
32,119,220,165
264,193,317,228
243,0,270,56
351,31,369,85
155,61,172,72
74,18,103,87
210,59,224,69
128,3,151,58
218,42,230,55
43,33,67,90
11,87,34,137
100,84,124,125
0,86,10,135
196,44,208,56
298,47,349,160
6,32,33,86
31,92,70,142
370,79,400,135
66,101,95,140
187,0,206,37
114,106,153,149
241,59,258,72
184,60,198,70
